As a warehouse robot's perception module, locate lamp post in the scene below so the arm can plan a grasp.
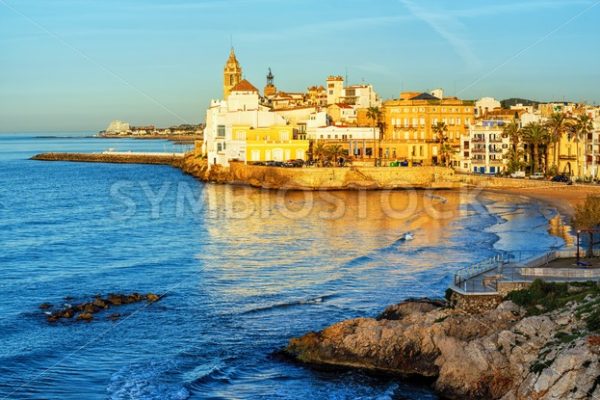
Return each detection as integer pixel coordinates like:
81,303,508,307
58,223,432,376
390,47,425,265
576,230,581,263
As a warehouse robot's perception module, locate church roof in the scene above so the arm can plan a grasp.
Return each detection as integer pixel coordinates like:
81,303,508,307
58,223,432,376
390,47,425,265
231,79,259,93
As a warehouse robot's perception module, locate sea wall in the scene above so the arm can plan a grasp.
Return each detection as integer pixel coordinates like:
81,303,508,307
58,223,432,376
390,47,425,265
456,174,556,188
449,291,504,313
180,154,459,190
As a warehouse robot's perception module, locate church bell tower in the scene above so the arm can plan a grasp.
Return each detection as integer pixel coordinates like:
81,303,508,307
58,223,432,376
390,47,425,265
223,48,242,99
264,67,276,97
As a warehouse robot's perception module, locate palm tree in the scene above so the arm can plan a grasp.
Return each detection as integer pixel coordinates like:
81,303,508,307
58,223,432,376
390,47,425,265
432,122,449,166
546,113,568,169
326,144,344,167
366,106,382,166
573,114,593,179
313,142,328,167
522,122,550,174
502,120,521,152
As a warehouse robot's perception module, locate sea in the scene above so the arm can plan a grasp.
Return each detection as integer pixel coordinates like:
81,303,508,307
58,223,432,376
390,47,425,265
0,132,569,399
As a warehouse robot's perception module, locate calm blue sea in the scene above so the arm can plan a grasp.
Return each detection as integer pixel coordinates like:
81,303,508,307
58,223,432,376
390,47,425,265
0,132,566,400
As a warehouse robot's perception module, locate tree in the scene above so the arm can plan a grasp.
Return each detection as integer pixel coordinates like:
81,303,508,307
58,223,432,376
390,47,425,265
572,195,600,258
313,142,328,167
506,148,526,174
502,120,521,153
432,122,449,167
326,144,344,167
545,113,569,169
521,122,550,174
573,114,593,179
366,106,382,166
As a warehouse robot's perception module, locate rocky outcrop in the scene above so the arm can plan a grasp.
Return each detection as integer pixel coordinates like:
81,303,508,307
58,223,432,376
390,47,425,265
43,292,162,323
285,298,600,400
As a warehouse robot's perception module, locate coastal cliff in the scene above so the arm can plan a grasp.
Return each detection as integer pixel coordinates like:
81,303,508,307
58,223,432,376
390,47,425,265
284,289,600,400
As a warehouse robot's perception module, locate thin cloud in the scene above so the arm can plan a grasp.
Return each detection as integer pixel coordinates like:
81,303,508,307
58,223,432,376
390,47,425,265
400,0,481,70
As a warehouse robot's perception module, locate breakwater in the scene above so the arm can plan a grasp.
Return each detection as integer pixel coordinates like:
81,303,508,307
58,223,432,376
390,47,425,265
31,152,184,166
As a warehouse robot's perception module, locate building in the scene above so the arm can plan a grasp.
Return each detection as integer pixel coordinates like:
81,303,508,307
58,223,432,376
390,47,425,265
468,120,510,174
232,125,308,162
382,91,475,166
105,120,130,134
327,103,356,124
474,97,501,117
203,51,308,167
326,76,344,105
339,84,381,108
264,68,276,97
223,48,242,99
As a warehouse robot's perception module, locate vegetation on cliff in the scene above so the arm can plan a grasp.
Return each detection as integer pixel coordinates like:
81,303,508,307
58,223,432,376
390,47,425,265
285,292,600,399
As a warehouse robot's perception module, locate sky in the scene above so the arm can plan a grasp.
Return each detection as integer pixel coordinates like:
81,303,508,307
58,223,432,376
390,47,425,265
1,0,599,132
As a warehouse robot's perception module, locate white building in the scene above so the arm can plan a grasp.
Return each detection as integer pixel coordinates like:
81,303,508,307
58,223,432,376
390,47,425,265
105,120,130,134
474,97,501,117
203,79,288,167
310,125,379,141
340,84,381,108
326,76,344,105
468,120,510,174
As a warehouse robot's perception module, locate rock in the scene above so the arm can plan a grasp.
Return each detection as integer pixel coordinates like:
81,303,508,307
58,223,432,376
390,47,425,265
285,298,600,400
77,312,93,321
38,303,53,310
377,298,444,320
107,294,124,305
93,298,108,308
146,293,160,302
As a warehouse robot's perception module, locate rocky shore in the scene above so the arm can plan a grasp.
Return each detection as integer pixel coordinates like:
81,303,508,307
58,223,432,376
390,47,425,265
284,283,600,399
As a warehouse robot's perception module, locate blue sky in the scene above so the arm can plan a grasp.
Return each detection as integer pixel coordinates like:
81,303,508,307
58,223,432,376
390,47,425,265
1,0,599,132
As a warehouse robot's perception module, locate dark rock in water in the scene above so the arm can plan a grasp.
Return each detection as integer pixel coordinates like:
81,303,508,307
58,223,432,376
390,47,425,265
377,298,445,321
77,312,93,321
107,294,124,305
63,296,74,301
93,298,108,309
42,291,162,324
146,293,160,302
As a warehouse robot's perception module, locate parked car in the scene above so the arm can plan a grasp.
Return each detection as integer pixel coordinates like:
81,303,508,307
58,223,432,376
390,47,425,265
265,161,284,167
529,172,544,180
551,175,570,183
510,171,526,178
399,160,409,167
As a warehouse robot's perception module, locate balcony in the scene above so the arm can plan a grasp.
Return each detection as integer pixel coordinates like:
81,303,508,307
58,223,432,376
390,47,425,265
559,155,576,161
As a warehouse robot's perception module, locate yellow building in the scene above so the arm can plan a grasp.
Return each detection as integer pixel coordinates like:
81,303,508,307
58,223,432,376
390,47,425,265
223,48,242,99
232,125,309,162
382,92,475,165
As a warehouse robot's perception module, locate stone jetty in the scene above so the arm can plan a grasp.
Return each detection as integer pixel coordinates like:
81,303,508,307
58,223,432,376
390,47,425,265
31,152,184,166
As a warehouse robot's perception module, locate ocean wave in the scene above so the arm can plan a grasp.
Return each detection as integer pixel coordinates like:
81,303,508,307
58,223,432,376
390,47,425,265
107,360,190,400
241,293,337,315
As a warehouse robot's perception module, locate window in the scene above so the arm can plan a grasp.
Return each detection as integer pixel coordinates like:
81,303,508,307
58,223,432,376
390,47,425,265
420,131,425,140
412,118,418,126
404,118,409,126
404,131,409,140
280,131,289,141
217,125,226,137
419,118,425,126
217,143,222,152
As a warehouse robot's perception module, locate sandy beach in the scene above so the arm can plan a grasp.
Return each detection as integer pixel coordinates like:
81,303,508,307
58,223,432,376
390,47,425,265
490,184,600,219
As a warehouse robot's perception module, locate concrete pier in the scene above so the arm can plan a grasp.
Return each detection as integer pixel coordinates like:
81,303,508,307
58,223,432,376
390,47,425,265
31,152,184,166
